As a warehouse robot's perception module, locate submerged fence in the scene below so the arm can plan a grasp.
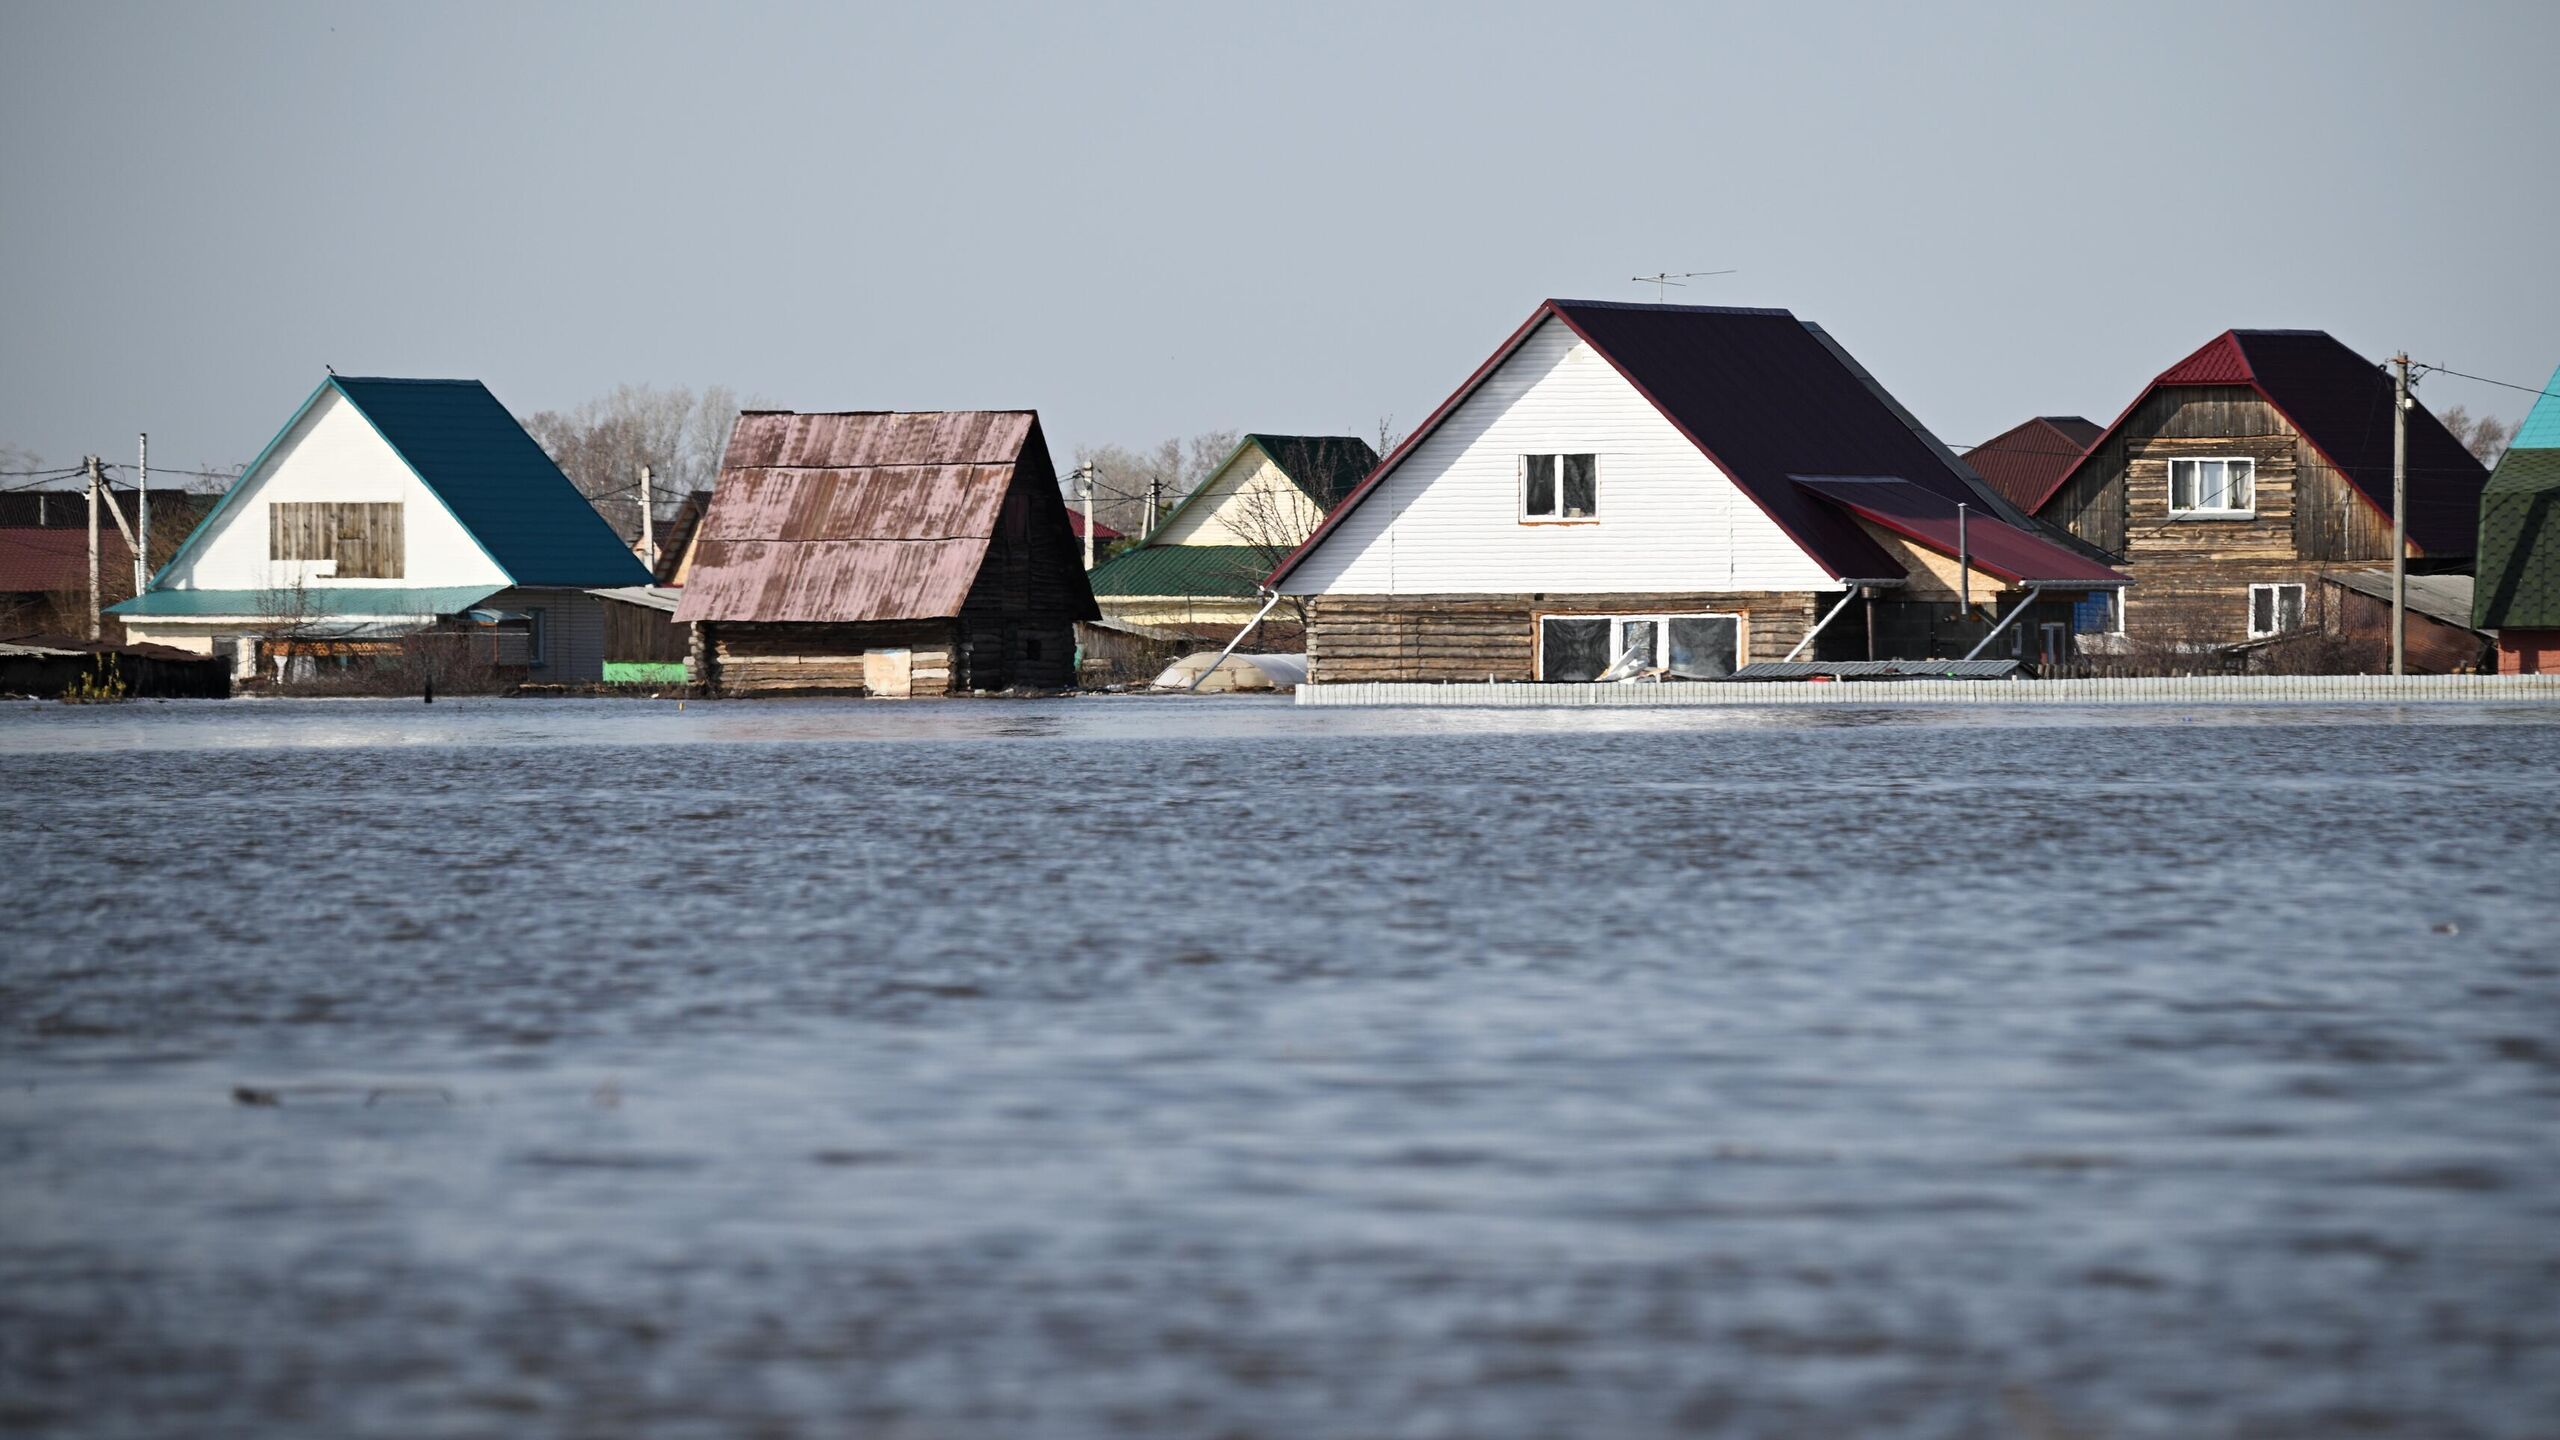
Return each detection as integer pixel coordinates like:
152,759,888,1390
1296,674,2560,707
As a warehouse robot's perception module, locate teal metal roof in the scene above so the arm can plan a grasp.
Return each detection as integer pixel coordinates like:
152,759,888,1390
330,378,650,587
1086,544,1268,598
2509,362,2560,451
110,585,505,618
147,376,651,593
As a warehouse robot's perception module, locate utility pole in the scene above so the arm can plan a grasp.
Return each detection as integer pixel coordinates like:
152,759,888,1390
2390,354,2410,677
1146,474,1164,537
1956,501,1972,622
638,463,657,573
86,456,103,642
1079,465,1096,569
137,433,150,596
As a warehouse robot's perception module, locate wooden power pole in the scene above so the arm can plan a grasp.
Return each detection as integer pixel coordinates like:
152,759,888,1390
85,456,103,641
2390,354,2410,677
638,463,657,572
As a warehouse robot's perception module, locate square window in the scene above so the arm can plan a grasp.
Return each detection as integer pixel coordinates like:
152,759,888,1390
1522,454,1597,520
2248,583,2303,638
2169,457,2255,516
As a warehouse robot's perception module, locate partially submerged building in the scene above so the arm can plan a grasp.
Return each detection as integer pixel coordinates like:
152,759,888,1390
110,376,651,680
1266,300,2122,683
1088,434,1377,635
2028,330,2490,649
2472,362,2560,673
674,410,1098,696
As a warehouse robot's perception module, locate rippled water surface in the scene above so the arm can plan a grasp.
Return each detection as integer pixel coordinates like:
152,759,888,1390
5,696,2558,1439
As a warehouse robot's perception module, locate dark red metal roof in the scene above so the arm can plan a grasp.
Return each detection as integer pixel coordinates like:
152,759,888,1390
674,411,1081,624
1065,510,1123,542
1964,416,2103,511
1790,477,2126,586
2027,330,2490,555
0,527,132,596
1272,300,2000,586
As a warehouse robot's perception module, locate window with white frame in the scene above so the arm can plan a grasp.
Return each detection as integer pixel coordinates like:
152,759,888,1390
2247,583,2303,638
2072,590,2126,635
2169,457,2255,516
1538,612,1739,681
1522,453,1598,521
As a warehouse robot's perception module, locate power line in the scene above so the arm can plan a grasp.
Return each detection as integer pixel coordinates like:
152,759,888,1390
2410,363,2560,401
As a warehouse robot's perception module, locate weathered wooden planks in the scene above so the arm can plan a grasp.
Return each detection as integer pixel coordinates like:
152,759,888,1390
268,501,404,579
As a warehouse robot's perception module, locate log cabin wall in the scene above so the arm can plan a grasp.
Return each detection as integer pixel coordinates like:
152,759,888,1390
955,477,1083,690
697,619,960,696
2047,387,2409,646
1306,591,1821,683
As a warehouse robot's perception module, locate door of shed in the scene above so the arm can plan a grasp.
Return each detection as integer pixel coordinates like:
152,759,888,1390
864,647,912,698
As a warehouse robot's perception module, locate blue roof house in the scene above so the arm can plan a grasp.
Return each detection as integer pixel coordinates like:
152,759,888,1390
112,376,649,681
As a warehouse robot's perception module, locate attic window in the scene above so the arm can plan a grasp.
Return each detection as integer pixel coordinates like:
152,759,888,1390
1522,454,1598,521
2169,457,2255,517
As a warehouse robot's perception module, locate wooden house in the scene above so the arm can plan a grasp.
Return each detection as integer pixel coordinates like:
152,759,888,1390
110,376,652,681
1087,434,1377,636
673,410,1098,696
1267,300,2123,683
2472,362,2560,673
2028,330,2490,649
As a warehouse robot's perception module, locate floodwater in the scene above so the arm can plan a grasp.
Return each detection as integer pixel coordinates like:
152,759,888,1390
4,696,2558,1439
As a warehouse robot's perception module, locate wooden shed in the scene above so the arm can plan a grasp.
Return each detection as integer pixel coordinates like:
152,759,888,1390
673,410,1098,696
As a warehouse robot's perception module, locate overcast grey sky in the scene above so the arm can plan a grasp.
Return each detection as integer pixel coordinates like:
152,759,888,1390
3,0,2553,479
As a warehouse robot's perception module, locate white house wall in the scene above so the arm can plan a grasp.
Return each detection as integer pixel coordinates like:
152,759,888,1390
1278,316,1835,596
1154,445,1326,547
159,387,509,593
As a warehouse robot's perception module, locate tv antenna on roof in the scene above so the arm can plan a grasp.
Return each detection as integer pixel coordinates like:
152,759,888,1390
1632,270,1737,302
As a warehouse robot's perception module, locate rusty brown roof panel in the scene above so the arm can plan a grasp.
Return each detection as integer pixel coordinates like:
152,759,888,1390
724,410,1035,469
673,411,1040,625
676,538,990,622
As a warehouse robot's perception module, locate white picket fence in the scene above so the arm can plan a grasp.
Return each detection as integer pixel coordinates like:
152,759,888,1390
1296,674,2560,707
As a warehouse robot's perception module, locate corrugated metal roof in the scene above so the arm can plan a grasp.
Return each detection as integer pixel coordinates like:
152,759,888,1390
330,378,654,587
1791,476,2127,586
1965,416,2103,511
674,411,1098,625
2029,331,2490,555
0,527,133,594
2319,568,2481,632
1272,300,2004,587
109,585,504,618
1087,544,1267,598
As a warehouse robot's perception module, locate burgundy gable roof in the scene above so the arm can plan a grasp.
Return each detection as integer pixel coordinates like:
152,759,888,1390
1791,477,2125,587
1271,300,2000,587
2029,330,2489,556
1965,416,2103,511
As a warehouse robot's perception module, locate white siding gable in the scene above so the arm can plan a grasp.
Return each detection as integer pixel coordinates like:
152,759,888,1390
1277,316,1835,595
1154,444,1326,547
159,387,509,593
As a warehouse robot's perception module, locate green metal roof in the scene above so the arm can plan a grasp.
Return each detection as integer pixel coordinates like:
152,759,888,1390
1086,544,1269,598
2474,446,2560,629
109,585,506,618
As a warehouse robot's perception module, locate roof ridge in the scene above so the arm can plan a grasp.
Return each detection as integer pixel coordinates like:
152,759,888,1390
1550,298,1796,317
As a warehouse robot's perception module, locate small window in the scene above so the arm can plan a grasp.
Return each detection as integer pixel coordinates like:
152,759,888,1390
2169,457,2255,516
2072,591,2126,635
1522,453,1598,521
524,608,548,667
2248,583,2303,638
